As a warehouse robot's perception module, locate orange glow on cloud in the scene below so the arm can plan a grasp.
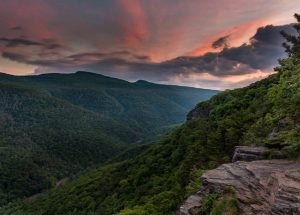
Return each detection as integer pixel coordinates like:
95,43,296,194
118,0,148,49
0,0,300,89
0,57,36,75
186,18,274,57
222,70,273,83
0,0,55,39
167,68,274,90
170,69,271,83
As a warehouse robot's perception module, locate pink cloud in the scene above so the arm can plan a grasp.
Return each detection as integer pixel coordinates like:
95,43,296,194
0,0,299,89
0,0,55,39
117,0,148,49
185,19,273,57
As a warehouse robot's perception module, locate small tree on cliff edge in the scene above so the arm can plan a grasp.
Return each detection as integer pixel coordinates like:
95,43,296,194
276,14,300,73
281,14,300,59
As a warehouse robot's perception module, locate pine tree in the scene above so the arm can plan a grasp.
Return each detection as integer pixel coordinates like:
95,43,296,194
281,14,300,59
276,14,300,73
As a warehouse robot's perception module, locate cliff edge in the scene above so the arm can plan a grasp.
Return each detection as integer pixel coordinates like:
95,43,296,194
180,147,300,215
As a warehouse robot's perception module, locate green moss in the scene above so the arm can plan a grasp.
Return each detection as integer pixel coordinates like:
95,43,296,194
201,193,219,214
211,196,239,215
201,187,239,215
185,168,205,197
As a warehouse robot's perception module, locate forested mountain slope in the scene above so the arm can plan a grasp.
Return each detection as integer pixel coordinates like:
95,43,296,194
0,71,218,135
0,72,218,206
0,83,135,206
6,15,300,215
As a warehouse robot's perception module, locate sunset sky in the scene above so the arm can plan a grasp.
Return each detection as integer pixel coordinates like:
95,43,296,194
0,0,300,89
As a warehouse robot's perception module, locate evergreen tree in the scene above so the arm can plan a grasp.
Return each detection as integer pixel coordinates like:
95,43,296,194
281,14,300,59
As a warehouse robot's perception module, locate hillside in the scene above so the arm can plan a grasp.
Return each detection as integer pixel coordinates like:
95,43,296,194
5,17,300,214
0,72,218,206
0,82,136,206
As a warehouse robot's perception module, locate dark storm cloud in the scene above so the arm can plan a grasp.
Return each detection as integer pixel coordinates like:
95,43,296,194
128,24,294,79
2,50,151,69
0,37,43,47
3,24,295,85
218,24,295,70
10,26,23,31
0,37,63,50
212,35,230,49
67,51,151,63
2,51,28,62
167,24,295,75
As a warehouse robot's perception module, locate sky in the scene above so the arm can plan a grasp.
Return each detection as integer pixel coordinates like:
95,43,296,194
0,0,299,89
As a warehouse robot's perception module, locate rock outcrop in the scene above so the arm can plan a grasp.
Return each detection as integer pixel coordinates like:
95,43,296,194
180,159,300,215
179,195,202,215
186,105,211,120
232,146,268,162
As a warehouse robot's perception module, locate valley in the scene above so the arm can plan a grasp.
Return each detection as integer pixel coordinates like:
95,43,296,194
0,71,218,207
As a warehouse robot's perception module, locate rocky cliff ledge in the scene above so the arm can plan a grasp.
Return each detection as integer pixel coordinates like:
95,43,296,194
232,146,268,162
180,158,300,214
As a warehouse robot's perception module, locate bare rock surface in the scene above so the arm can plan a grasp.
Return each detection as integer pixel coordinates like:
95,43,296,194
179,195,202,215
180,159,300,215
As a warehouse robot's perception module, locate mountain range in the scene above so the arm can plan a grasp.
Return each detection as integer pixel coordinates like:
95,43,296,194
0,71,218,206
